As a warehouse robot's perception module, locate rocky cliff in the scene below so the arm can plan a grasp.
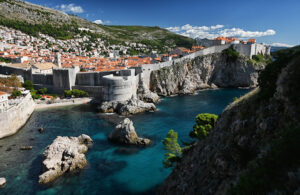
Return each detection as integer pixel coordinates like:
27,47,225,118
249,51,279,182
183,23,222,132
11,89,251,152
159,47,300,194
150,53,265,96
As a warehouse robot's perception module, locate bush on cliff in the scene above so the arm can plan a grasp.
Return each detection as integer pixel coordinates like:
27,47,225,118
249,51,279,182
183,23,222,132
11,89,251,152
222,47,240,62
12,90,21,97
30,89,41,99
258,46,300,100
38,88,48,95
162,129,182,168
229,126,300,194
189,113,218,140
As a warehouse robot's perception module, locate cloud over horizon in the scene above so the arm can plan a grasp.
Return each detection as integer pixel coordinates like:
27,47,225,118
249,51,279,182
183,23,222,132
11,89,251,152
166,24,276,39
93,19,111,25
56,4,84,14
93,19,103,24
269,42,294,48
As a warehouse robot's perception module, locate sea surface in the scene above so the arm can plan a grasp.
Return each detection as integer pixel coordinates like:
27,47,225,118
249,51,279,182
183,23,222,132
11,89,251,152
0,88,250,195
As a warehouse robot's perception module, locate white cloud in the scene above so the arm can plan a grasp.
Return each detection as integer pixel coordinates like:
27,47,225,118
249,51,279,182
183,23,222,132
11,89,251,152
219,28,275,38
93,19,111,25
269,42,294,47
56,4,84,14
166,24,276,39
93,19,103,25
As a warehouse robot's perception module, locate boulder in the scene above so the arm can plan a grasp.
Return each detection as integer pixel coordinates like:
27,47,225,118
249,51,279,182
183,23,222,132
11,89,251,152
38,134,93,185
108,118,151,146
0,177,6,188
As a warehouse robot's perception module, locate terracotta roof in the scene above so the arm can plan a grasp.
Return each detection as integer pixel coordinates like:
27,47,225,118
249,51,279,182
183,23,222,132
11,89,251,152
0,91,6,95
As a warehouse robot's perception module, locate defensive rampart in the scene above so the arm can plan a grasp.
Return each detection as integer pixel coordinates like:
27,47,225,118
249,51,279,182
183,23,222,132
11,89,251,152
0,93,35,139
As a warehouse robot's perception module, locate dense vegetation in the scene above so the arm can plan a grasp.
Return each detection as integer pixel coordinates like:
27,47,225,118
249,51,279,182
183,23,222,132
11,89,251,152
247,54,272,65
0,75,21,93
0,57,11,63
229,126,300,194
162,113,218,167
64,89,89,98
222,47,240,62
22,80,34,90
0,18,79,40
189,113,218,140
258,46,300,100
229,46,300,194
162,130,182,168
0,0,197,51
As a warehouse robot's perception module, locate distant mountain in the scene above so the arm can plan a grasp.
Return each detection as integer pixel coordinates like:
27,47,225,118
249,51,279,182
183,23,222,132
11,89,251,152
0,0,196,50
270,46,289,53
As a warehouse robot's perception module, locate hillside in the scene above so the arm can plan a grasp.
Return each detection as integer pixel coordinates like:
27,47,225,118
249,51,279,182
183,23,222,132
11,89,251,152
159,46,300,194
0,0,196,51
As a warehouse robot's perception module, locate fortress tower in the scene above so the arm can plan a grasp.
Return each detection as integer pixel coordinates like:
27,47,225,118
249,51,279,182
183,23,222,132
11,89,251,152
54,52,62,68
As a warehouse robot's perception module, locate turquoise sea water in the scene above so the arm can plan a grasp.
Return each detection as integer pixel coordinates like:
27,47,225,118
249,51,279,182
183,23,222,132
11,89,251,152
0,89,250,194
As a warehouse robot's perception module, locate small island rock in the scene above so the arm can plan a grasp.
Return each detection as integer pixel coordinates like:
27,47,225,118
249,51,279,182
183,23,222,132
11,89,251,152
38,134,93,185
108,118,151,146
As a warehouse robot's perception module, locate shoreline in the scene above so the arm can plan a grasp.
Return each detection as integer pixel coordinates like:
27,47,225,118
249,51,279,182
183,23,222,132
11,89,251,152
34,98,93,110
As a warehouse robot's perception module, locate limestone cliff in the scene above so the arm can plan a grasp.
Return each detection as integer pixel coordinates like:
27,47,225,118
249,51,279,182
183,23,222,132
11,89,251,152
150,53,265,96
159,48,300,194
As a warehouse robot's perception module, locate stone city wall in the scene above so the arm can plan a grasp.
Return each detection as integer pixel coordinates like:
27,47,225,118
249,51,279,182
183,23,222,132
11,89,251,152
0,93,35,139
0,64,32,81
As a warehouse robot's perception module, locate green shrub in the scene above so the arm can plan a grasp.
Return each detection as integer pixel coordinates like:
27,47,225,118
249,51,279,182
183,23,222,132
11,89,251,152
162,129,182,168
189,113,218,140
222,47,240,62
30,89,41,99
38,88,47,95
64,89,89,98
12,90,21,97
22,80,34,90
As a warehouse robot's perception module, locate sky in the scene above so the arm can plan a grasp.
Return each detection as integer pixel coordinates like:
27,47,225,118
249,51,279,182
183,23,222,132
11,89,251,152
26,0,300,47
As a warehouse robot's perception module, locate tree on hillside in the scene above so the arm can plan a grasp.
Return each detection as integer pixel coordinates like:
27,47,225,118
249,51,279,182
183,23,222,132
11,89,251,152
22,80,34,90
189,113,218,140
162,129,182,168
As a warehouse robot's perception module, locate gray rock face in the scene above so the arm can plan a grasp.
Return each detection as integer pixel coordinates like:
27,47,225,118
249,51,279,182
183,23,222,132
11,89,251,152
108,118,151,145
137,79,160,103
151,53,264,96
38,134,93,185
0,177,6,188
99,97,156,116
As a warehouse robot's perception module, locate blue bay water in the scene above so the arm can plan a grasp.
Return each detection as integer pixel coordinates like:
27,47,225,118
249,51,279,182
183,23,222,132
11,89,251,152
0,88,250,194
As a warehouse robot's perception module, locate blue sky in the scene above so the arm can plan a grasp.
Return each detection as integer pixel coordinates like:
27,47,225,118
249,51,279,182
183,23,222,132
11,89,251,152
26,0,300,46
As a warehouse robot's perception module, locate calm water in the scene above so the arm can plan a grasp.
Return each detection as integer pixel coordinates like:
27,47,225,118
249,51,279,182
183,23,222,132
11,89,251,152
0,89,250,195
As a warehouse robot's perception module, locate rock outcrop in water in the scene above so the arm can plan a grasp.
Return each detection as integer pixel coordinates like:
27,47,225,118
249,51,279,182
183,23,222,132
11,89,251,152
99,97,156,116
108,118,151,146
151,53,265,96
38,134,93,185
159,48,300,194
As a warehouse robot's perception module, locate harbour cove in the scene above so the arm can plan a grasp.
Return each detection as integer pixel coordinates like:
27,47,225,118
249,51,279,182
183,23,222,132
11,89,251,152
0,89,250,194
